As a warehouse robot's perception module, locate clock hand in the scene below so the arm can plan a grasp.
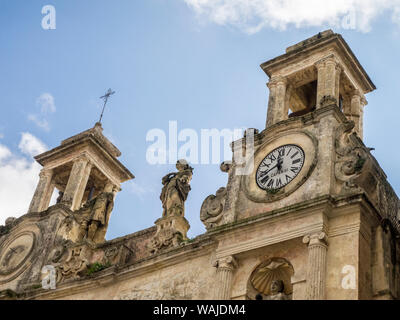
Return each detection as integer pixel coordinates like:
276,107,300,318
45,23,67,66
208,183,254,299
259,164,278,183
276,157,283,172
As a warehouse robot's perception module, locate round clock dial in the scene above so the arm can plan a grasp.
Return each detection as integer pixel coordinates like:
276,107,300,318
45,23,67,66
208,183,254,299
0,233,35,276
256,144,305,190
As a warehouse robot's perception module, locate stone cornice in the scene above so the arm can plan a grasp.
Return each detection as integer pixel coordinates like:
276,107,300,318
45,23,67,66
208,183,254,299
231,104,347,152
22,235,216,300
260,31,375,93
35,135,134,182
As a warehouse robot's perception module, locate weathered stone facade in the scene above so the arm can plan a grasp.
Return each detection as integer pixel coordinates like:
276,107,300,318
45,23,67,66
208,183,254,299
1,30,399,300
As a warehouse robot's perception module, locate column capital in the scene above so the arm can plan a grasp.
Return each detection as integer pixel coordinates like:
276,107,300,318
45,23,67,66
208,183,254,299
352,90,367,106
303,232,328,247
213,256,238,271
267,76,287,88
315,55,340,69
39,169,53,179
74,153,90,164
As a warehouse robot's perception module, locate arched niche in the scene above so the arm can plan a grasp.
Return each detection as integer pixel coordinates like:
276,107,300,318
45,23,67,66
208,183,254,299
246,257,294,300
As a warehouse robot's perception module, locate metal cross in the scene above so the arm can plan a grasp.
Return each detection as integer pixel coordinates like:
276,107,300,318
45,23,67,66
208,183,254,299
99,88,115,123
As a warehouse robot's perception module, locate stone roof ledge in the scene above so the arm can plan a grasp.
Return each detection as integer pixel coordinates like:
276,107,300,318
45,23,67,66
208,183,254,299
61,122,121,158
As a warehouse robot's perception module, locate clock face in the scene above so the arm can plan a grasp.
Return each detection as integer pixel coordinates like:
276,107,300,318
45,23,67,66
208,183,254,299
256,144,305,190
0,233,35,276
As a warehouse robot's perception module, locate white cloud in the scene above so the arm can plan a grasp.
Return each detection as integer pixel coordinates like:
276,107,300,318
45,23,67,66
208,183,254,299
36,93,56,114
184,0,400,33
27,114,50,131
0,133,48,225
19,132,47,156
28,93,56,131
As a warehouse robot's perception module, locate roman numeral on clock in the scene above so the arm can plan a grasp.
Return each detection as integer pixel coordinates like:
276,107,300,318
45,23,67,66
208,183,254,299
291,166,299,173
267,179,274,188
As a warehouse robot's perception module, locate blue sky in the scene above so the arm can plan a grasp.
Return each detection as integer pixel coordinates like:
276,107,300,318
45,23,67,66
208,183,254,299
0,0,400,240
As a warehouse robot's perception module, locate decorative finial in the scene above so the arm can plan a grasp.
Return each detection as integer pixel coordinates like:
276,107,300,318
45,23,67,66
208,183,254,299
98,88,115,123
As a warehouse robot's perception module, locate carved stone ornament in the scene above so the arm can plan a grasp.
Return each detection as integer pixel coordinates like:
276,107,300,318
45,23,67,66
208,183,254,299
247,257,294,300
149,215,190,255
213,256,238,271
319,95,337,108
334,121,369,192
55,245,91,283
200,187,227,229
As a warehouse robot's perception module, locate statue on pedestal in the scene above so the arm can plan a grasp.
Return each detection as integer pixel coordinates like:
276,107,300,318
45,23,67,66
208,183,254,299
150,160,193,254
160,160,193,217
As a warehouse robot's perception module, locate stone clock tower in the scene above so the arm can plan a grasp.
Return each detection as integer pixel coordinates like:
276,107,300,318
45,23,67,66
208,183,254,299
204,29,399,300
0,30,399,300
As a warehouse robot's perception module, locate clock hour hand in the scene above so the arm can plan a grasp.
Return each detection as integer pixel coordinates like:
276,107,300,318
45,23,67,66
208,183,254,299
276,157,284,172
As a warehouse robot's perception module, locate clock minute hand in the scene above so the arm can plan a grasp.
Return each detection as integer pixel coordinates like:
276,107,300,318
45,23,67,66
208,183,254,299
259,164,278,183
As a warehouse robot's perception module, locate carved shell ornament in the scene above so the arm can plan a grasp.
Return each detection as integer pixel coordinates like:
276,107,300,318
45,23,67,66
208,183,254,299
249,258,294,296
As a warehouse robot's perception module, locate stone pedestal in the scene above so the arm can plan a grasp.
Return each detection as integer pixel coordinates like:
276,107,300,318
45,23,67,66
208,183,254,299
213,256,238,300
149,214,190,254
303,232,328,300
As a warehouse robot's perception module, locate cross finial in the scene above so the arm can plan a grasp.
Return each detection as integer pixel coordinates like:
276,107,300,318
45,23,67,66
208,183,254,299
99,88,115,123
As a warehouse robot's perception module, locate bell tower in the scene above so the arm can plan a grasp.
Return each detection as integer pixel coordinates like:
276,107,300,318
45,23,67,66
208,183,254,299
28,122,134,213
261,29,375,139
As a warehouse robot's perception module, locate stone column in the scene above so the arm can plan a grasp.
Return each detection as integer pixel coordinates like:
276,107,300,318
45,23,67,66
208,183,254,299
303,232,328,300
62,155,92,210
28,169,54,213
316,56,341,107
345,90,367,140
266,76,287,128
72,160,93,210
213,256,238,300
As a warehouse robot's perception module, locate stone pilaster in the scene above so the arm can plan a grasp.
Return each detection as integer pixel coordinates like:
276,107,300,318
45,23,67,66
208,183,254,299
213,256,238,300
28,169,54,213
266,76,287,128
315,56,341,107
303,232,328,300
62,155,92,210
344,90,367,139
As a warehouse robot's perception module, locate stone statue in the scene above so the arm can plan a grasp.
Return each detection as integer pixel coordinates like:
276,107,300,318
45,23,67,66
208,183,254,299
85,191,114,243
265,280,290,300
160,160,193,217
56,191,64,204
